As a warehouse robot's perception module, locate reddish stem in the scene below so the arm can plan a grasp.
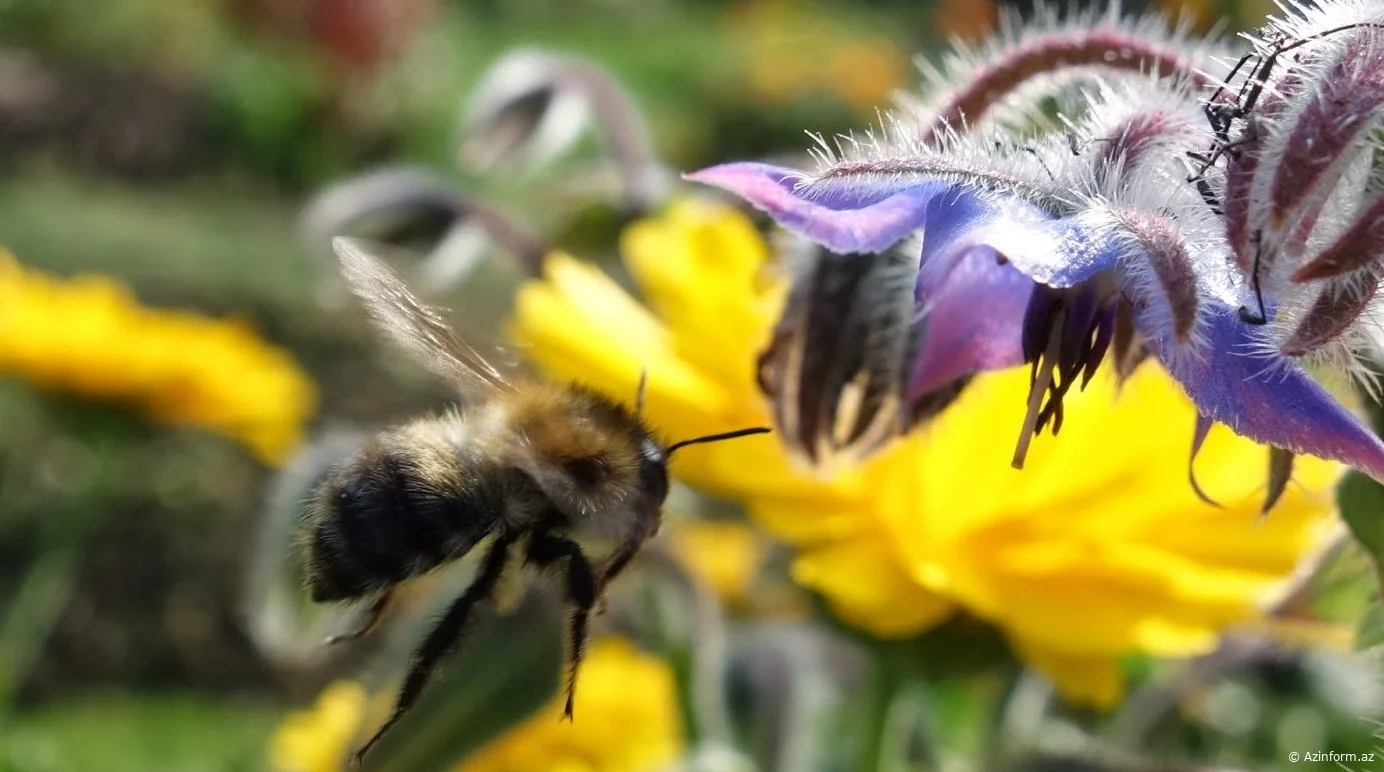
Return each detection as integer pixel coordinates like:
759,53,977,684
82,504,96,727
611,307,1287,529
922,28,1212,142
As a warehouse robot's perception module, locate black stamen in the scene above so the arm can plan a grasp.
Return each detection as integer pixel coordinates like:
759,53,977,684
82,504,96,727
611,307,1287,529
1013,286,1118,468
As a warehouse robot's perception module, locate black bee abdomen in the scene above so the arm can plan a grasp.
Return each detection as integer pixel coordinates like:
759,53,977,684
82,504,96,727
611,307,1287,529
306,451,502,602
309,523,370,602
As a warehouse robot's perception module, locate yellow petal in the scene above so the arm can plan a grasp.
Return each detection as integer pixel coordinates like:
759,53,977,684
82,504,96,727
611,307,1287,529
1008,637,1126,709
667,519,767,605
266,681,367,772
509,253,732,441
792,535,954,638
457,639,682,772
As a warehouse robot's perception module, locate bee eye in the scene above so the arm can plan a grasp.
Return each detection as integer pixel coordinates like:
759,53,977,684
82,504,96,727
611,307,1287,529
339,479,363,506
564,457,608,486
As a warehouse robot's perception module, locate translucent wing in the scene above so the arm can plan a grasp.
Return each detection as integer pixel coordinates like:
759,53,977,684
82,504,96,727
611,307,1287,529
332,237,513,397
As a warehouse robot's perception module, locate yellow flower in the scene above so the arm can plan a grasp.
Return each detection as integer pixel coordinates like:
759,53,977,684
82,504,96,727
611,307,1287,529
458,638,682,772
727,0,907,115
509,199,1342,707
1155,0,1223,33
0,251,316,465
267,640,680,772
667,519,768,608
932,0,998,42
268,681,368,772
825,40,909,114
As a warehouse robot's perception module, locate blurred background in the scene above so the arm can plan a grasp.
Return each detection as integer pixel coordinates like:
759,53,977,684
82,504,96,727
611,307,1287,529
0,1,1356,771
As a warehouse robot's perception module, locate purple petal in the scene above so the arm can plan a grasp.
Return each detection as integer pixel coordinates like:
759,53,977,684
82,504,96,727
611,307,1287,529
685,162,948,253
688,163,1122,288
909,245,1032,399
1141,305,1384,483
900,192,1131,399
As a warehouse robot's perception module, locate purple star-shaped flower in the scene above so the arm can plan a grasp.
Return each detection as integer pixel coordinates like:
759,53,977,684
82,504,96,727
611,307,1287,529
687,157,1384,488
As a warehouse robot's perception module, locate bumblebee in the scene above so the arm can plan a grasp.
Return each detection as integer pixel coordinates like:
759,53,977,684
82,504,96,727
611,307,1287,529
300,238,768,765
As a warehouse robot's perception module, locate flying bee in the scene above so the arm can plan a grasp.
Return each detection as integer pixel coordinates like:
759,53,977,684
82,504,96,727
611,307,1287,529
301,238,770,767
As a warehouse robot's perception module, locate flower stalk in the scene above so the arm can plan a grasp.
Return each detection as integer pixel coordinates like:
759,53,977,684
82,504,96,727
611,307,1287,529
911,4,1225,141
857,653,912,772
921,27,1213,141
459,50,669,215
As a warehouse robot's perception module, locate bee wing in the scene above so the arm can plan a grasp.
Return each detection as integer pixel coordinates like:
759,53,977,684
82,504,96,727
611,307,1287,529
332,237,514,397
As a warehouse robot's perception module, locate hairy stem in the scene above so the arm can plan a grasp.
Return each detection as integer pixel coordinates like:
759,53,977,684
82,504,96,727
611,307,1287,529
922,29,1212,142
557,61,668,215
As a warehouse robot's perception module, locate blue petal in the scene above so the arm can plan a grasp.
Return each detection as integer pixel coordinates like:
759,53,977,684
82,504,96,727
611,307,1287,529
1143,304,1384,483
915,190,1123,288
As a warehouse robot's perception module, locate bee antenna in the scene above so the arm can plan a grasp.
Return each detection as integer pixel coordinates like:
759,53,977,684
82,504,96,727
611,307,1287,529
666,426,771,456
635,368,648,418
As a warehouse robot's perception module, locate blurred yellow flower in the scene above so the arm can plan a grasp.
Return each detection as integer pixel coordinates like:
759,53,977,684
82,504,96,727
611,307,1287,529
267,640,680,772
268,681,368,772
0,251,316,465
728,0,907,114
826,40,909,114
668,519,768,608
509,199,1342,707
1155,0,1224,33
932,0,998,42
459,638,682,772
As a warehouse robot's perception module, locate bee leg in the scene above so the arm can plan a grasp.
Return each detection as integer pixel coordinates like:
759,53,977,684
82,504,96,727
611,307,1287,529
325,590,395,646
527,533,597,720
594,549,635,616
352,537,512,768
594,523,653,614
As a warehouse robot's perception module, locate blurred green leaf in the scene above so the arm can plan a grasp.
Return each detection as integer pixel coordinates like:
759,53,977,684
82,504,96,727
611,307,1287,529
0,692,276,772
0,548,80,717
1336,471,1384,620
637,547,737,749
880,615,1015,682
0,173,316,310
362,588,563,772
1356,596,1384,650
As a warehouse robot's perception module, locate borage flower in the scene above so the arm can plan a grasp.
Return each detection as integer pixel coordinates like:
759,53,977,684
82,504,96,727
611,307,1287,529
687,80,1384,497
508,199,1340,706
